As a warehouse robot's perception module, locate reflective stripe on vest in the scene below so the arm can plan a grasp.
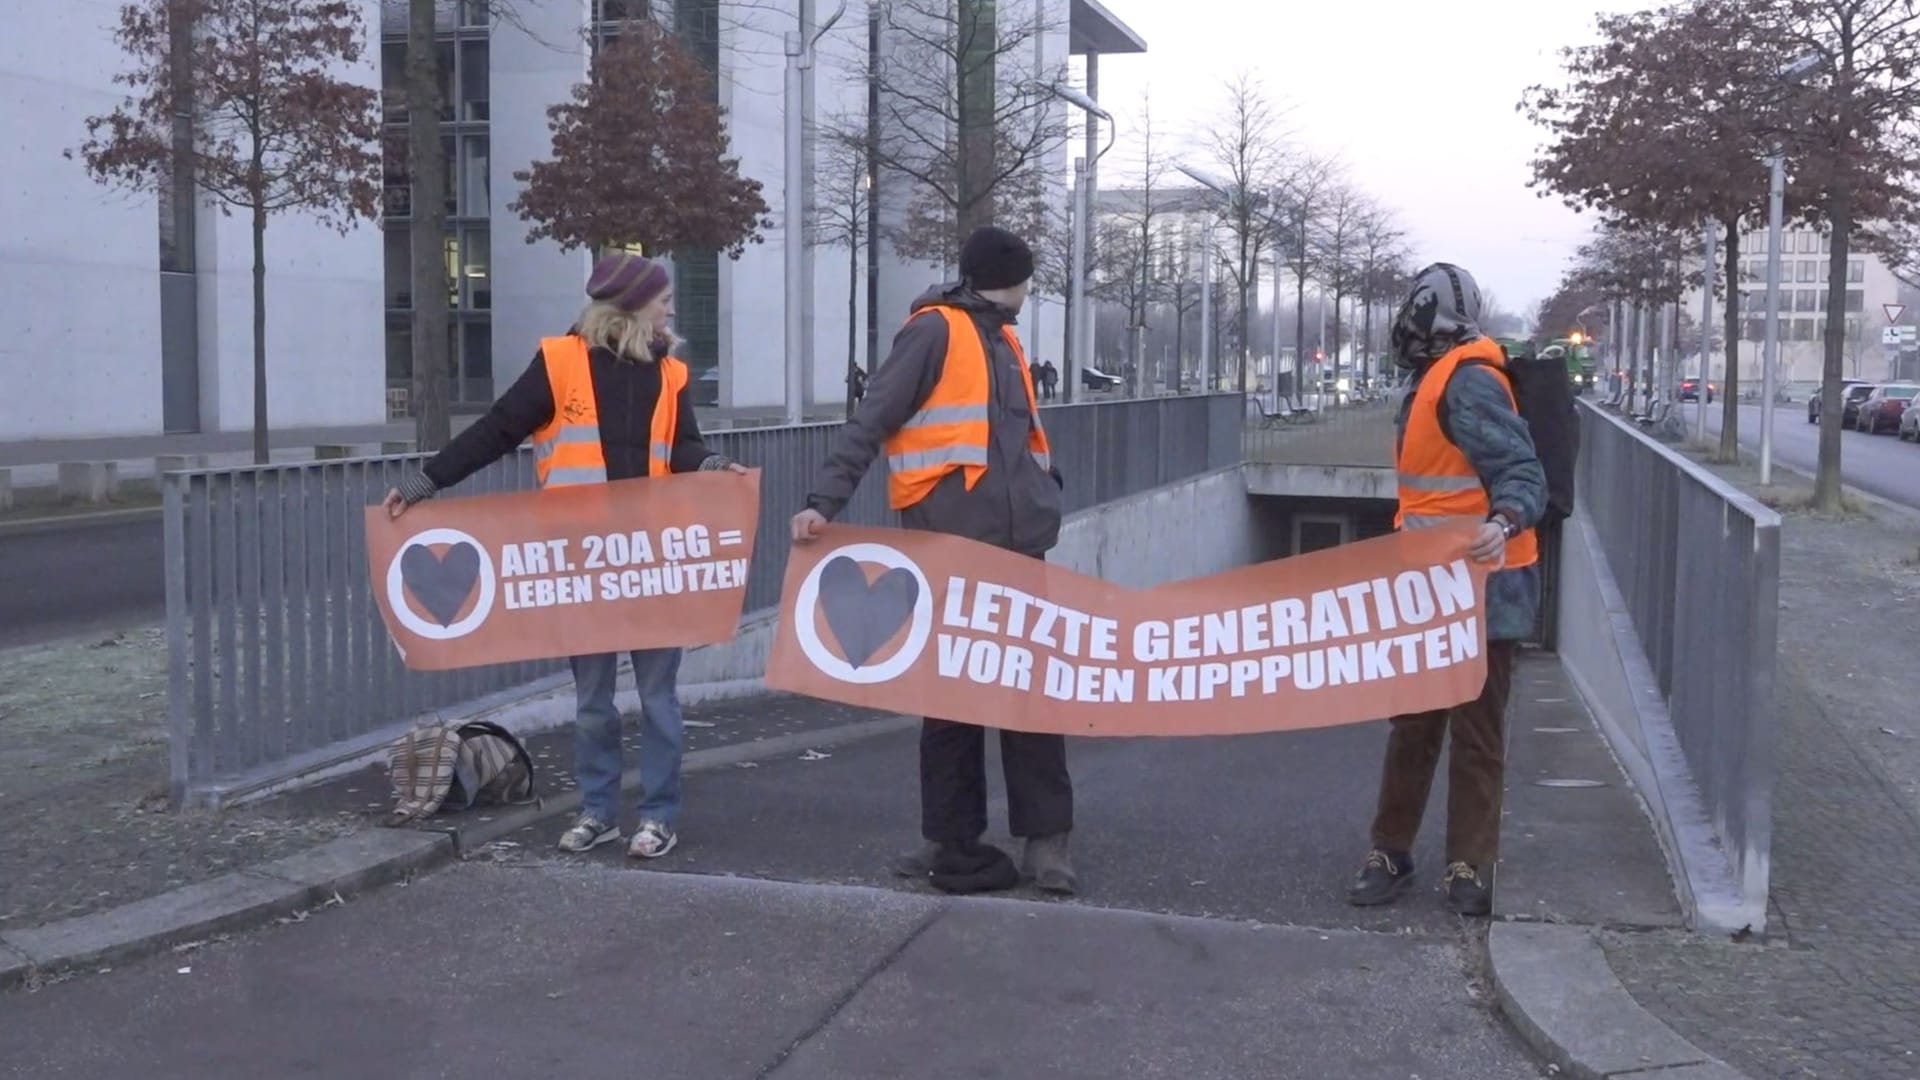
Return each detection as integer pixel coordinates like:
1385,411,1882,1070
883,306,1052,511
530,335,687,488
1395,336,1539,569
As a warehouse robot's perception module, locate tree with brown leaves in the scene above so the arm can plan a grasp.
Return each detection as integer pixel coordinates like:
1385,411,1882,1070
1522,0,1787,462
511,18,770,258
1754,0,1920,509
73,0,381,463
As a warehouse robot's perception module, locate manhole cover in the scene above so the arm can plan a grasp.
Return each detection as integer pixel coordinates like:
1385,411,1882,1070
1534,778,1606,788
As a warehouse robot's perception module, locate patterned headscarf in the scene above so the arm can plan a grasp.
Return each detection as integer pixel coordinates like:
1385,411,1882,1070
1390,262,1485,369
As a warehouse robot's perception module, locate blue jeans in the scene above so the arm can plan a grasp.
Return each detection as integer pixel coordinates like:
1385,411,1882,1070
569,649,686,827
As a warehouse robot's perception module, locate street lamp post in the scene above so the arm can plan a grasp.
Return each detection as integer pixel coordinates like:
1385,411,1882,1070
1068,155,1090,403
1760,150,1785,485
1760,53,1822,484
782,2,846,426
1699,217,1715,444
1045,83,1112,405
1175,164,1234,397
1197,230,1212,394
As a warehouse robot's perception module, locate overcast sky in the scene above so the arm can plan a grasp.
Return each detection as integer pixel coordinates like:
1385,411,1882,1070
1089,0,1648,313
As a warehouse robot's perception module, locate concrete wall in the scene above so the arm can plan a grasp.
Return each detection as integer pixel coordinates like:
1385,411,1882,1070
0,0,164,440
1556,505,1756,934
488,0,591,390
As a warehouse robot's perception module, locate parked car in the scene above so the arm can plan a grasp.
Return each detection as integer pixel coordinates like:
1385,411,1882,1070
1855,384,1920,434
1809,380,1873,424
1679,377,1716,403
1900,399,1920,441
1081,366,1124,392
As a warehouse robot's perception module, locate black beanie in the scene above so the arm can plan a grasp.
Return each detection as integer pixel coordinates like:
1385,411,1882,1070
958,226,1035,291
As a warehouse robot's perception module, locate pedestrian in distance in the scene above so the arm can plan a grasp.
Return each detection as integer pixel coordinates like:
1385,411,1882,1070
1348,262,1548,917
790,225,1076,896
383,252,749,861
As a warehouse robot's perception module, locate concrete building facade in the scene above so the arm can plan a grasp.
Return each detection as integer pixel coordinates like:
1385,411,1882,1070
3,0,387,442
3,0,1143,441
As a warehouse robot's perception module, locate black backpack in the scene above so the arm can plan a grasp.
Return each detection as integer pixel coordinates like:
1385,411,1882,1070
1438,346,1579,524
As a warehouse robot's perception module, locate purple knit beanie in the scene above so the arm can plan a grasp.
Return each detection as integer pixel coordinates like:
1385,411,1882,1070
585,252,671,313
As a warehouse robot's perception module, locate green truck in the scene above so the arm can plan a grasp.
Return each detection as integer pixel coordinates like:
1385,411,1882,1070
1497,335,1599,394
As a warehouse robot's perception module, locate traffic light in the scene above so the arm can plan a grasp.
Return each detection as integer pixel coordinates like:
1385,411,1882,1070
1568,331,1585,345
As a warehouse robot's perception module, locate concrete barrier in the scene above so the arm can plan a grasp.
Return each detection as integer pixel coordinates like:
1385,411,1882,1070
57,462,119,504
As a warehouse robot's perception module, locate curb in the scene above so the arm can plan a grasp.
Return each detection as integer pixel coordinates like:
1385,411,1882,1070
0,712,915,991
1488,922,1752,1080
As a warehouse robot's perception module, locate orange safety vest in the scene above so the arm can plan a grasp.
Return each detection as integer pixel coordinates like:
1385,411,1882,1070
884,306,1051,511
1396,336,1539,569
530,335,688,488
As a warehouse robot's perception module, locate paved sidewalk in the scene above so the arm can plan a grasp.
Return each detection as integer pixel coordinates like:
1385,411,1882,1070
0,638,889,936
0,866,1546,1080
1601,451,1920,1080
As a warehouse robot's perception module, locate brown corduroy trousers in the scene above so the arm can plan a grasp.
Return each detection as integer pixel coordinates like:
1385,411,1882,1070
1369,642,1517,868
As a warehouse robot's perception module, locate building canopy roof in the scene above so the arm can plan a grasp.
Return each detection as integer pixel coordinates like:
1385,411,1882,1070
1070,0,1146,55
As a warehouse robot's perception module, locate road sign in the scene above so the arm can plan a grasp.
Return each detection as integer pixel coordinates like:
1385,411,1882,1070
1886,303,1907,323
1882,325,1918,346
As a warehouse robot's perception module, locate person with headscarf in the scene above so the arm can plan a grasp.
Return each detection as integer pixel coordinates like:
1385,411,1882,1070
1347,262,1547,917
383,252,749,862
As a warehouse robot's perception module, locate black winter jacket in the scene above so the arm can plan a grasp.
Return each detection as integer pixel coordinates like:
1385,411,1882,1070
407,338,725,499
806,284,1063,557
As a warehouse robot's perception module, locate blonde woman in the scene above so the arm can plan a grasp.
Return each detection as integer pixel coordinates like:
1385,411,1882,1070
384,252,747,859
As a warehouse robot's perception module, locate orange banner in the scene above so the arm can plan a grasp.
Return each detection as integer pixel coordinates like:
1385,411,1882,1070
767,524,1492,736
366,471,761,671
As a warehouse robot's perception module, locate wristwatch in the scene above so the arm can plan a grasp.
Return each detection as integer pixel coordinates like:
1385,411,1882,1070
1489,511,1520,539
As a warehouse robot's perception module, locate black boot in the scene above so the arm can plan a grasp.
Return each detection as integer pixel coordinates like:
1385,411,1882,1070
1347,849,1414,907
889,841,942,879
1022,832,1077,895
1444,862,1492,917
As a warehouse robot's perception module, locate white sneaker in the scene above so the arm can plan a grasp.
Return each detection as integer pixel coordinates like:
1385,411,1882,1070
557,815,619,853
628,821,678,859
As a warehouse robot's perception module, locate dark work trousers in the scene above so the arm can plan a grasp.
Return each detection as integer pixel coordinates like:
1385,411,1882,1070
1369,641,1517,868
920,720,1073,842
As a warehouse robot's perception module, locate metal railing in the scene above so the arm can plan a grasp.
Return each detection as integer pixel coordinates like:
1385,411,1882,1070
1241,394,1399,469
163,394,1243,806
1574,400,1781,910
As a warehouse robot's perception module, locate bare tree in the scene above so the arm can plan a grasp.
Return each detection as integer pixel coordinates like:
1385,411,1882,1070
1274,154,1341,391
1355,205,1408,376
1310,182,1369,382
1090,91,1172,392
406,0,450,449
812,128,872,414
855,0,1071,261
75,0,381,464
1200,72,1291,395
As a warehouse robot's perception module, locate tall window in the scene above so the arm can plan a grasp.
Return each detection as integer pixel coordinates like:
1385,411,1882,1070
671,0,723,383
380,17,493,407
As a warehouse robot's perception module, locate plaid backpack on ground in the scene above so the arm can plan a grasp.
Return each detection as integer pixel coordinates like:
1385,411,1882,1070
385,719,537,827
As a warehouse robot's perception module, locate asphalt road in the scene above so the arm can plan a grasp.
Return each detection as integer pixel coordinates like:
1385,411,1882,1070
1694,401,1920,509
0,515,163,649
2,698,1566,1079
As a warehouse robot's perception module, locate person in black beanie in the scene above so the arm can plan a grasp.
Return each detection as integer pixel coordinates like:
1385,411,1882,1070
790,225,1077,896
